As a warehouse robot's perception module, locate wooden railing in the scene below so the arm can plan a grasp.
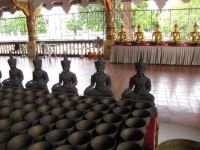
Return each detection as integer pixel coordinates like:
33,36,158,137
0,40,103,56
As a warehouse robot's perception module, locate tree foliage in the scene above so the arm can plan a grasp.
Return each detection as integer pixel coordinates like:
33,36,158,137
0,14,27,34
65,4,104,31
0,12,47,34
36,16,47,33
119,0,200,39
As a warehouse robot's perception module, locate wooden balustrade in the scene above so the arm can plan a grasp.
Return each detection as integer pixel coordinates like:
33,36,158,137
0,40,103,56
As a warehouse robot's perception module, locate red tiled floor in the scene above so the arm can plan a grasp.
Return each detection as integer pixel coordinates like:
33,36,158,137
0,56,200,128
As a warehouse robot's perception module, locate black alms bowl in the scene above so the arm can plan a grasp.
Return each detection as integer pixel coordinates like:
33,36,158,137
7,134,33,150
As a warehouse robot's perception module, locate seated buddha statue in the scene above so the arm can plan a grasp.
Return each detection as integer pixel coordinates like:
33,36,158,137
170,24,181,42
152,24,162,43
2,56,24,88
25,57,49,91
190,23,200,43
52,56,78,95
116,24,128,43
122,56,154,101
134,24,144,42
84,56,113,97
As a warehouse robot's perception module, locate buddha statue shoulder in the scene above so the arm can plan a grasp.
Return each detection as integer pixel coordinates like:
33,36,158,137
190,23,200,43
152,24,162,42
117,24,128,43
134,24,144,42
170,24,181,42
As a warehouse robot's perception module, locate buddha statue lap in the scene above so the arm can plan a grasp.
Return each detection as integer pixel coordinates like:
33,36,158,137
190,23,200,43
52,56,78,95
84,57,113,97
152,24,162,43
116,24,128,43
25,57,49,91
134,24,144,42
122,56,154,101
170,24,181,42
2,56,24,88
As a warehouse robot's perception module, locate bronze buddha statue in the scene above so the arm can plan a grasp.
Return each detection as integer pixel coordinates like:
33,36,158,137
122,56,154,101
2,55,24,88
190,23,200,43
152,24,162,43
170,24,181,42
134,24,144,42
52,56,78,95
25,57,49,91
116,24,128,43
84,56,113,97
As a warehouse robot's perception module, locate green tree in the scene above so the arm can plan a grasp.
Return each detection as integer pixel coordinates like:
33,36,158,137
66,4,104,31
0,15,27,34
159,0,200,40
36,16,47,33
116,1,158,33
0,12,47,34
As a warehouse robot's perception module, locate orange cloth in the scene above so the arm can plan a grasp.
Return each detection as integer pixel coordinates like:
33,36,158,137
88,51,92,59
104,0,112,12
143,115,159,150
92,51,97,58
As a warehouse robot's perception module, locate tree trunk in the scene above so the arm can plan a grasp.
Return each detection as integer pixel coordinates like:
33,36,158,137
121,1,133,40
26,2,37,57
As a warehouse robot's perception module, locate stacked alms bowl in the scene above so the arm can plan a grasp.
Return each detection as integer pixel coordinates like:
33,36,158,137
0,87,157,150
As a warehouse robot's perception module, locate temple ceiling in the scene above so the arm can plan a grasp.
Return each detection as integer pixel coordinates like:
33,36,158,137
0,0,191,17
0,0,97,16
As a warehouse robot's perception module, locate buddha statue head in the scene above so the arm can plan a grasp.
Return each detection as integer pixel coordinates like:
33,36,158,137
61,56,71,71
8,55,17,69
193,23,198,32
155,24,161,32
174,24,179,32
135,56,145,75
136,24,142,32
95,56,105,74
121,24,125,32
33,56,42,70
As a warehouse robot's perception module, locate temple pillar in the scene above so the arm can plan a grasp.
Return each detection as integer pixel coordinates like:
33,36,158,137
11,0,40,57
103,5,116,60
26,2,37,57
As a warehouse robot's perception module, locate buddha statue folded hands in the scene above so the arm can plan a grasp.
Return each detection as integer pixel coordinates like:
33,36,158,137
52,56,78,95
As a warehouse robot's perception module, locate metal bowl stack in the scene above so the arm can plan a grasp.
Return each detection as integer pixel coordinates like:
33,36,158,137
0,87,157,150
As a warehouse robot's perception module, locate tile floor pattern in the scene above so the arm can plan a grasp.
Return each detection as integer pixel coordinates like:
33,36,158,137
0,56,200,129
